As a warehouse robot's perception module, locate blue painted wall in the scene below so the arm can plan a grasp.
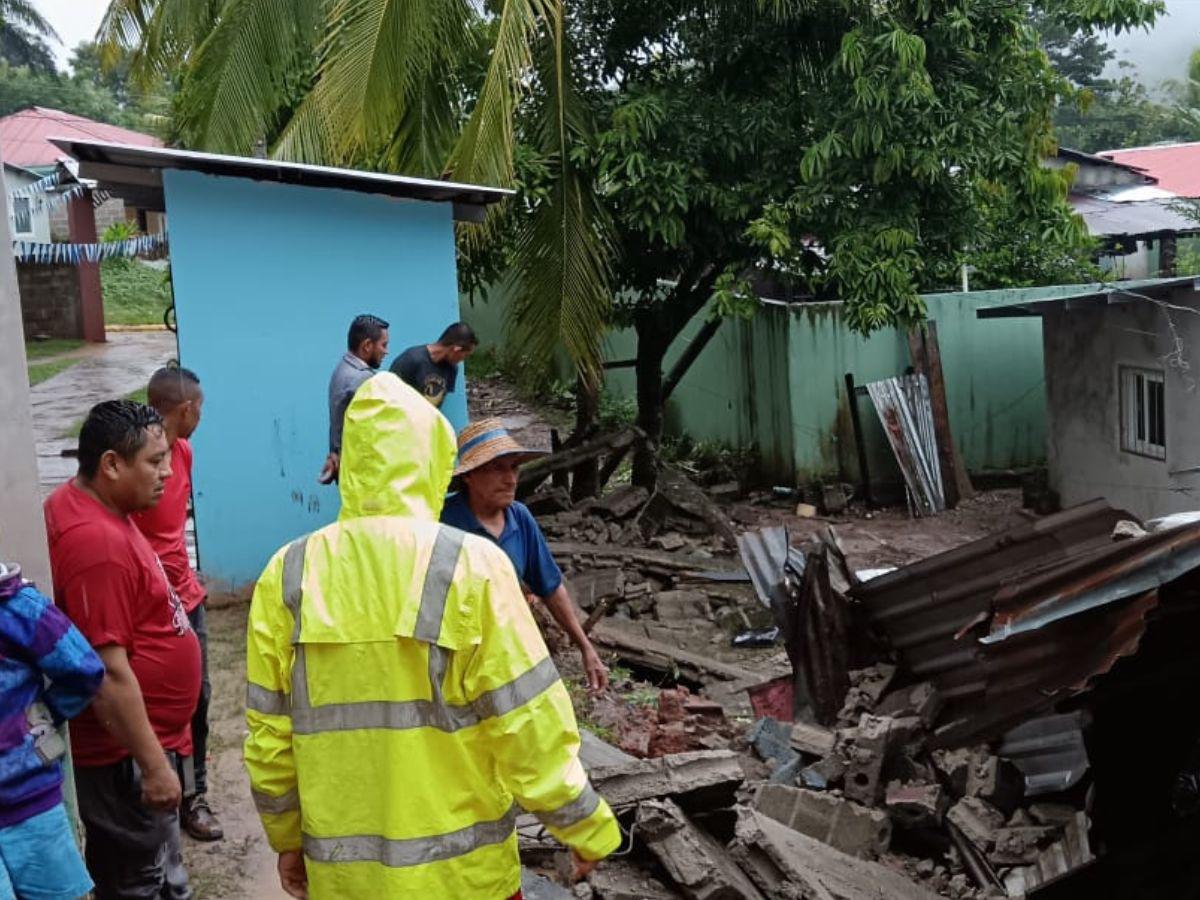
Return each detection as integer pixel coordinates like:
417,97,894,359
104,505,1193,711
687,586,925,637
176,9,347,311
165,169,467,587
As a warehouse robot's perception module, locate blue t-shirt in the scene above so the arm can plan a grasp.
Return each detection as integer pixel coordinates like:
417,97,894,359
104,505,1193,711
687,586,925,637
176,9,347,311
440,493,564,598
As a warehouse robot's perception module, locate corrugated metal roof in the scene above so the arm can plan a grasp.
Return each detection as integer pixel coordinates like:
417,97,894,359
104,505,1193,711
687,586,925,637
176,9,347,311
850,501,1200,747
50,138,512,221
0,107,161,169
977,276,1199,320
1071,195,1199,238
1101,143,1200,198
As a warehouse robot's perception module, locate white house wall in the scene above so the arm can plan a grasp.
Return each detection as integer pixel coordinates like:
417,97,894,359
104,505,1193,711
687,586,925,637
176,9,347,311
1044,290,1200,518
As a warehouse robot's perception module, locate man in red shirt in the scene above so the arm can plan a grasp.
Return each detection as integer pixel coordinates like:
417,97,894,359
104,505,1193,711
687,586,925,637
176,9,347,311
45,399,201,899
131,366,222,842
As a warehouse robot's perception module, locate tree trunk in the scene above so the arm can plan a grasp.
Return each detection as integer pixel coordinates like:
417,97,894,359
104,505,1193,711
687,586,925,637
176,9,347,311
632,315,671,490
570,371,601,500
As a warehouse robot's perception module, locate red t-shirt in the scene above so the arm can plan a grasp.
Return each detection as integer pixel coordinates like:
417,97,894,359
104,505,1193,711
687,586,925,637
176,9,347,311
44,481,202,767
131,439,205,613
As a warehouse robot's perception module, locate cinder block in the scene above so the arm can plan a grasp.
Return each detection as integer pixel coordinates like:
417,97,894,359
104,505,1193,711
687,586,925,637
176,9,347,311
753,783,892,858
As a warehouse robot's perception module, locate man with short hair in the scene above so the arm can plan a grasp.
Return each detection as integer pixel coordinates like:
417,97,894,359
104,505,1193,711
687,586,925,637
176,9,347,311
45,399,202,899
320,313,390,484
132,366,222,842
389,321,477,408
246,375,619,899
442,419,609,691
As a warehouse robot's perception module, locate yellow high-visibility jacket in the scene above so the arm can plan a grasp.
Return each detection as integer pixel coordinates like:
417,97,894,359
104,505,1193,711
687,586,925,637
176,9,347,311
245,373,620,898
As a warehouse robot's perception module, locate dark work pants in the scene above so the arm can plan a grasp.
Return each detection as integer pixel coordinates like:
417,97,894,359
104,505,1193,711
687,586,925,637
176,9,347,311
75,756,192,900
187,603,210,797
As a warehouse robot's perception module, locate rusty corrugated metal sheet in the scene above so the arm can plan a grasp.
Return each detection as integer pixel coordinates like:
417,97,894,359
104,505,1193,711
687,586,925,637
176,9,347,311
851,501,1200,748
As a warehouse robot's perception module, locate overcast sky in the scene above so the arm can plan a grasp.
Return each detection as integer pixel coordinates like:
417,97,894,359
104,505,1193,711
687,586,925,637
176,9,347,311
40,0,107,69
36,0,1200,79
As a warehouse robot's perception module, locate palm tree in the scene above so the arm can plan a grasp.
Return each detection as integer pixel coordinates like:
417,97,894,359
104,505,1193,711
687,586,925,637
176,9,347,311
98,0,613,378
1,0,60,74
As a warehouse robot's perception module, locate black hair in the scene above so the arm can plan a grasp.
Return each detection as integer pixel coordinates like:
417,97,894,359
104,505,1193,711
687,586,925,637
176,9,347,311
437,322,478,349
348,314,390,351
78,400,164,479
147,365,201,414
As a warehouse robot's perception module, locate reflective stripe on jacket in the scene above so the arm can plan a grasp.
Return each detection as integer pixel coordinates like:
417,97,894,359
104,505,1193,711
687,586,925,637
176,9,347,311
245,374,620,898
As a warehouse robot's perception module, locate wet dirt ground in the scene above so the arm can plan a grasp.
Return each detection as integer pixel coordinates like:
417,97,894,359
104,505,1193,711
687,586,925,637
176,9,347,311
30,330,177,497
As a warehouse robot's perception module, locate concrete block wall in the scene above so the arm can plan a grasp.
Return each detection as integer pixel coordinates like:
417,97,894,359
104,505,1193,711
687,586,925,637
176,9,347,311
16,262,83,340
50,198,131,241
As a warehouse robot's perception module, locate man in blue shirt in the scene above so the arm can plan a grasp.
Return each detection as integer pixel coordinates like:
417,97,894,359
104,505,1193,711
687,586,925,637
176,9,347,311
441,419,609,690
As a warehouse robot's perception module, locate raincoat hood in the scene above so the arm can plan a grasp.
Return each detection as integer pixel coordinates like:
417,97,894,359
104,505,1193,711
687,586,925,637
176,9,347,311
338,373,457,521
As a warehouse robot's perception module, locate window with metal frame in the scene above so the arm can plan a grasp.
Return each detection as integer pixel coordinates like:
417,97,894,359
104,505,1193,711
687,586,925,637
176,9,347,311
1119,366,1166,460
12,197,31,235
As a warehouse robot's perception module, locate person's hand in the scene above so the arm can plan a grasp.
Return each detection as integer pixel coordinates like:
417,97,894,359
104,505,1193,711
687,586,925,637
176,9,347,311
140,761,181,811
317,453,339,485
278,850,308,899
582,646,610,692
571,850,599,882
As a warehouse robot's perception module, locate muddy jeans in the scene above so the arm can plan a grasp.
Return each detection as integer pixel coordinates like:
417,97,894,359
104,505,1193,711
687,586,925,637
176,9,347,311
74,755,192,900
187,603,210,797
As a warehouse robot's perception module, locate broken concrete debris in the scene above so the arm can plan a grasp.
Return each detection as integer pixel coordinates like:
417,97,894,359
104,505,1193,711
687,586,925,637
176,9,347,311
753,783,892,859
511,471,1167,898
637,799,767,900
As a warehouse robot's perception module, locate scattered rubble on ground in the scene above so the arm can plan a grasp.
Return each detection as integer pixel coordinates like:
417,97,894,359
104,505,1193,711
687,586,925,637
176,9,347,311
513,434,1200,899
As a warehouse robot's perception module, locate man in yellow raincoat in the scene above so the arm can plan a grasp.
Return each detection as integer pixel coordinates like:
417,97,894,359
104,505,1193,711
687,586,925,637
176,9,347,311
244,372,621,899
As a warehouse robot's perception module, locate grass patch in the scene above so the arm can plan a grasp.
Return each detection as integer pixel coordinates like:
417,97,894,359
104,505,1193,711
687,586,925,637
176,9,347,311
25,339,83,360
102,259,172,326
28,358,81,386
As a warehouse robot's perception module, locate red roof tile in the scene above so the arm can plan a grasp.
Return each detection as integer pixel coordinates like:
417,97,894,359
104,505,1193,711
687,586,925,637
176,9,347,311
0,106,162,169
1099,143,1200,198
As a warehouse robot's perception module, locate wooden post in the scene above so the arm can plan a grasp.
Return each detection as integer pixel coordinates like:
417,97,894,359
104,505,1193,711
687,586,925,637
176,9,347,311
907,321,973,507
68,189,105,343
844,373,873,508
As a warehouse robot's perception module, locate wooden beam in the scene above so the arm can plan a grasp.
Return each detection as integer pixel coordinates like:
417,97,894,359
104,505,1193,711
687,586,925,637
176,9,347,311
844,373,874,507
907,322,973,507
517,427,643,496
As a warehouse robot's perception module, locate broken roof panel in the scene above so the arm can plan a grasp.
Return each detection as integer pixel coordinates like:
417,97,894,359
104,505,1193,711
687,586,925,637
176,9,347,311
850,501,1200,747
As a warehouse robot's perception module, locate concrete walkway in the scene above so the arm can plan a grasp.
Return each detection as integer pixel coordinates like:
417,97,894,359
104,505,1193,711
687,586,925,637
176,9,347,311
32,330,177,497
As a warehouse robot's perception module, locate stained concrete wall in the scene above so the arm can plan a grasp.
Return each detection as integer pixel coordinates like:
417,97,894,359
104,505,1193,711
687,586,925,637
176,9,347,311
16,262,82,340
1042,288,1200,518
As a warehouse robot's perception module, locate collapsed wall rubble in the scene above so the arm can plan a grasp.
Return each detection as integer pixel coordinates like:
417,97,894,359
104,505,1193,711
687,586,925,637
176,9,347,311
518,475,1200,899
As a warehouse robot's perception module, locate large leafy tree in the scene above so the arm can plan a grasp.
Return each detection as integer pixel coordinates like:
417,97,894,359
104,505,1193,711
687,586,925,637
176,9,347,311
0,0,58,75
556,0,1159,484
103,0,1162,490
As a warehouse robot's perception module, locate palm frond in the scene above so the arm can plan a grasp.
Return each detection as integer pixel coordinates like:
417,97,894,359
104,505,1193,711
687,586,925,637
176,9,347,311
507,9,613,379
446,0,555,188
3,0,60,42
175,0,322,153
98,0,223,84
289,0,471,174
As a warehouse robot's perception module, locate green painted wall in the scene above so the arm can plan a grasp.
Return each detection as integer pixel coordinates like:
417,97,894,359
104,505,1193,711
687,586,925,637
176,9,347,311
462,282,1096,486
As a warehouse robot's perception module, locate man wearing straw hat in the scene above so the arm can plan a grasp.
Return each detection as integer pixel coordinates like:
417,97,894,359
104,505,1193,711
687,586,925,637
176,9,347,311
441,419,610,691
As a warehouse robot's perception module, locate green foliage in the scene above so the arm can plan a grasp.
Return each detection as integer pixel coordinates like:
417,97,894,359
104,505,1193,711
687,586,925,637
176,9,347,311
24,339,82,360
0,0,59,74
101,220,140,242
101,259,173,326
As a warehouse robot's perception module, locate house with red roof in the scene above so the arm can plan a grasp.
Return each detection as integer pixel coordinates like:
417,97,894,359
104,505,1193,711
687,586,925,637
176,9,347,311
1,106,165,242
1099,143,1200,199
0,106,162,172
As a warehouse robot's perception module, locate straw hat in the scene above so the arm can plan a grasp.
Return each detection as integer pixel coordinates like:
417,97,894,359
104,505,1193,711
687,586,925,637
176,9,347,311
453,417,547,477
